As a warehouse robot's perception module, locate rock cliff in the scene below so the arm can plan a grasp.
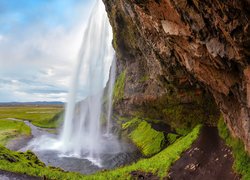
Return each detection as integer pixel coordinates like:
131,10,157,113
103,0,250,153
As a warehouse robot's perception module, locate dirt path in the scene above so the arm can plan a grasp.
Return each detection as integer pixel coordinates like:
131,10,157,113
168,126,240,180
0,170,42,180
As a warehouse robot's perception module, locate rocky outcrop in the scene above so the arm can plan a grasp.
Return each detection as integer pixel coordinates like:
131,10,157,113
103,0,250,153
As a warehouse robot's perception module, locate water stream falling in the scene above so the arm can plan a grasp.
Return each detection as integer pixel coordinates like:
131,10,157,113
59,0,117,163
23,0,139,172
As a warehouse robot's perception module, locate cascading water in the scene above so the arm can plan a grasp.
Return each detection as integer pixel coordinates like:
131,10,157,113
59,0,117,163
23,0,140,172
105,59,116,135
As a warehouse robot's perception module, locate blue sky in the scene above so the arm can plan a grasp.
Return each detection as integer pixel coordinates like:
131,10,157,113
0,0,94,102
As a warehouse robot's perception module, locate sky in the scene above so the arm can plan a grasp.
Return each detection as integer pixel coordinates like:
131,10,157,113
0,0,94,102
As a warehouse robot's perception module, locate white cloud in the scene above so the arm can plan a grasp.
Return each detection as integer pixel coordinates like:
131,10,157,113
0,34,5,42
0,7,92,102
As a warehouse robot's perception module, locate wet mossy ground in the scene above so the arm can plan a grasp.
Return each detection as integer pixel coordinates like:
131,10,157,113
0,145,82,179
218,117,250,180
122,118,165,156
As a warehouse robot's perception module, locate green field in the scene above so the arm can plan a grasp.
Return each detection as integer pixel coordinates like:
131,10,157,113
0,119,31,146
0,105,63,128
0,105,63,146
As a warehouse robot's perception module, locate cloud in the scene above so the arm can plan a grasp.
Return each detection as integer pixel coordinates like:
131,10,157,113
0,0,95,102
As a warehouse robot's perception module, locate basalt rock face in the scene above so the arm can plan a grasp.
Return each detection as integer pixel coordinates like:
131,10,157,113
103,0,250,152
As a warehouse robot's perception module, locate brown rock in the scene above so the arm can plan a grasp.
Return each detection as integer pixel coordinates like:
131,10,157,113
103,0,250,153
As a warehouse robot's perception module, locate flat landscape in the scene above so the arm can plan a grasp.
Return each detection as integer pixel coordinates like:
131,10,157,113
0,105,63,146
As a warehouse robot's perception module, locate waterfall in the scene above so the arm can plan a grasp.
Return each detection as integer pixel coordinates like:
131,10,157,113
59,0,117,163
105,59,116,135
25,0,121,168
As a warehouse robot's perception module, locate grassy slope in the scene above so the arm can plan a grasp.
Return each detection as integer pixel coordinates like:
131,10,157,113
0,119,31,145
0,106,63,128
122,118,165,156
218,117,250,180
0,125,202,179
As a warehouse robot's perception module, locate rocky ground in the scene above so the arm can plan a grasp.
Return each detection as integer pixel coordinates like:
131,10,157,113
0,170,41,180
129,126,239,180
168,126,240,180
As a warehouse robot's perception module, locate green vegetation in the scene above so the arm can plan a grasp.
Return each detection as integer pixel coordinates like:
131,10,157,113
113,70,126,103
129,121,165,156
139,75,149,83
167,133,179,144
0,119,31,145
88,124,202,179
0,125,201,179
218,117,250,180
121,117,140,129
163,104,204,133
122,118,165,156
0,145,83,179
0,106,63,128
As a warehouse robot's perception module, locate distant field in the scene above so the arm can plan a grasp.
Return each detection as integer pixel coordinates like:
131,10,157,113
0,119,31,146
0,105,64,128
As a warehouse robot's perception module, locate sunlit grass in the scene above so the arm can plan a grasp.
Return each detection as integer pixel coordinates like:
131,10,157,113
0,106,63,128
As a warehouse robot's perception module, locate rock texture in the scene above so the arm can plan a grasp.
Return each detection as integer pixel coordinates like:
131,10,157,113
103,0,250,153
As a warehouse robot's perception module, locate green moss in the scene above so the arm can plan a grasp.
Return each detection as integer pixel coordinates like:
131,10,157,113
163,104,204,133
218,117,250,180
0,145,84,179
122,117,140,130
139,75,149,83
88,124,202,179
121,117,165,156
129,121,165,156
113,70,126,103
0,119,31,145
167,133,179,144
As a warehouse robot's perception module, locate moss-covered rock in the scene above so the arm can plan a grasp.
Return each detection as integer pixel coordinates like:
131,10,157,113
129,121,165,156
113,70,126,103
218,117,250,180
167,133,179,144
122,118,165,156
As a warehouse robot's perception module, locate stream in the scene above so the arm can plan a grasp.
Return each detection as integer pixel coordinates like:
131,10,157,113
6,118,140,174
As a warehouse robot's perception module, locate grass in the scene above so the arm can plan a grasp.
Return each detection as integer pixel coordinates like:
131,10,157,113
0,145,84,179
167,133,179,144
122,117,165,156
0,106,63,128
0,119,31,145
129,121,165,156
0,124,202,179
217,117,250,180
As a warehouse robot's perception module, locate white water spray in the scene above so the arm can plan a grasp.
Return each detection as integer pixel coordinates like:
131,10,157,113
26,0,121,167
105,59,116,135
60,0,117,160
